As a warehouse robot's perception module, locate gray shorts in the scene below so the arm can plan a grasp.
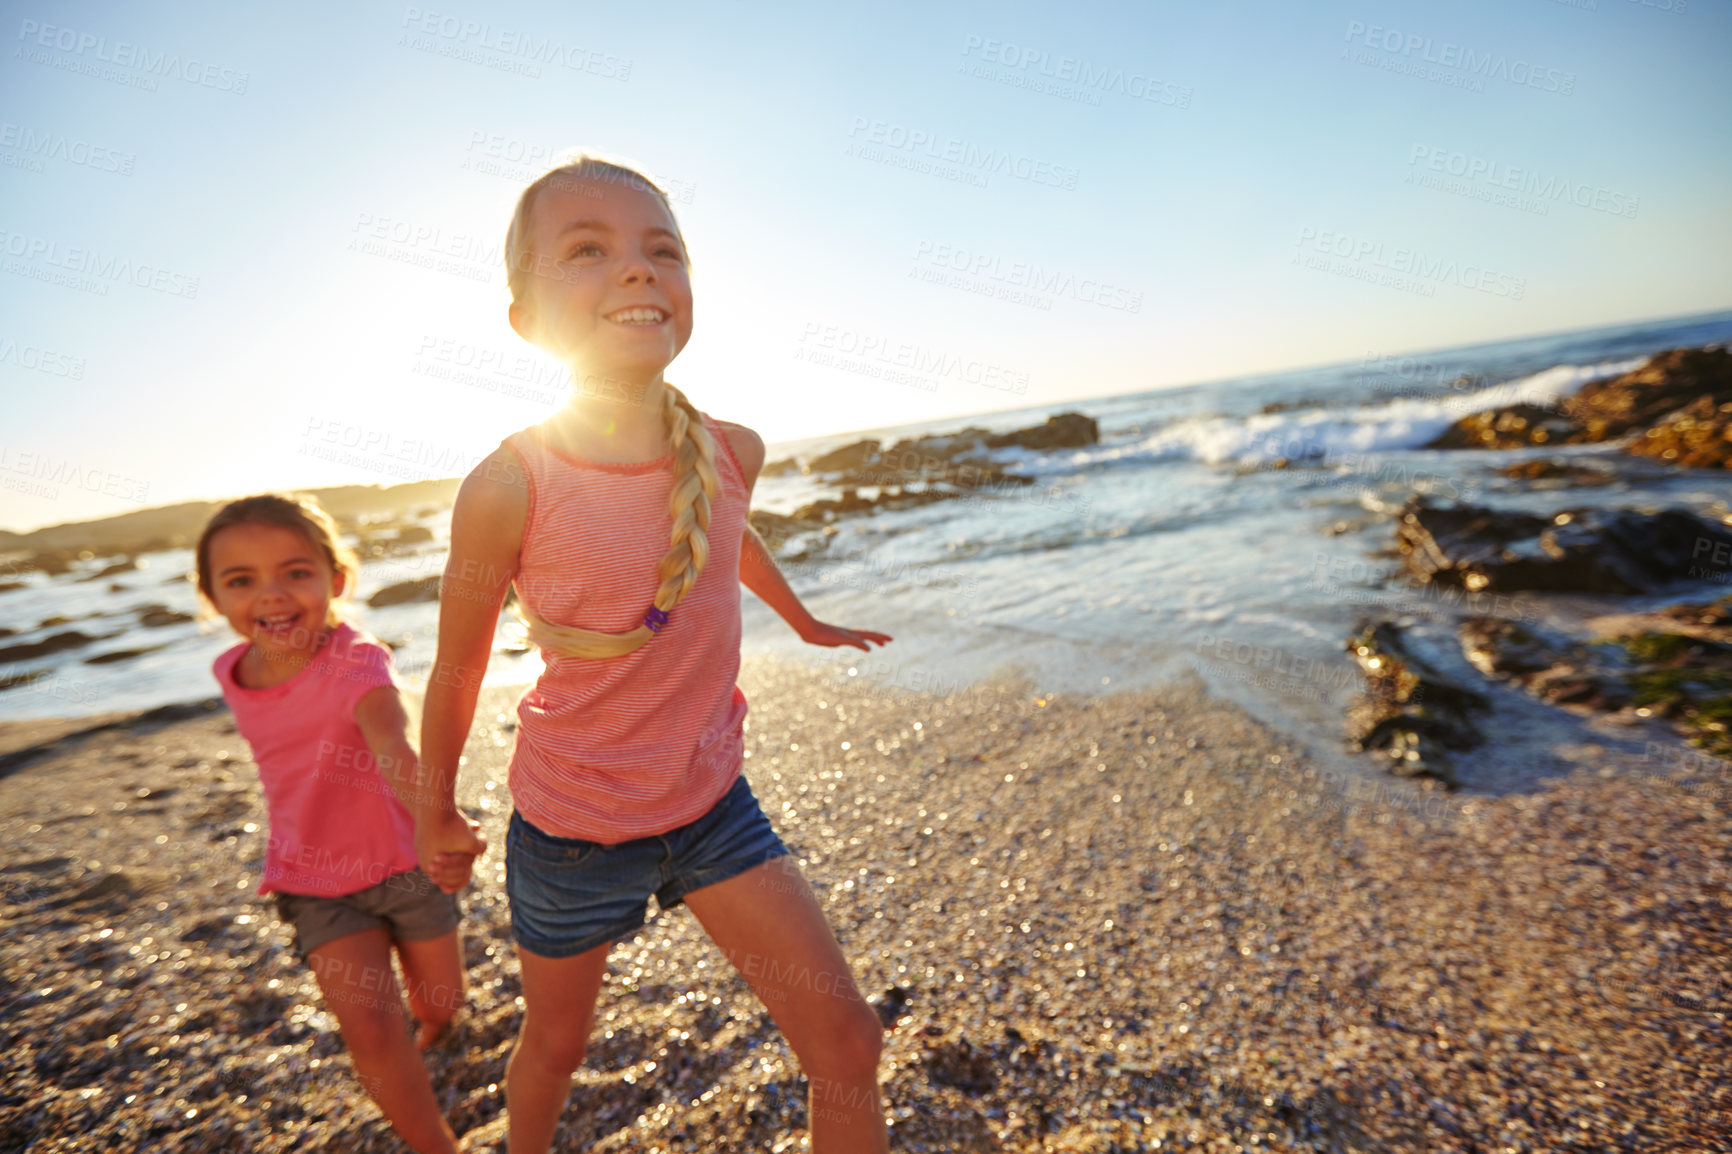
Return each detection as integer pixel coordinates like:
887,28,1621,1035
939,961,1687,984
273,868,460,961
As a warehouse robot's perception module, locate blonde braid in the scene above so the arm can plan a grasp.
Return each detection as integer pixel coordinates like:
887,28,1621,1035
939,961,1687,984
515,384,720,659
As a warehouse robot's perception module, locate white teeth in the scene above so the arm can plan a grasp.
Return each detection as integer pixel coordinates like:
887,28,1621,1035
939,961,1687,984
610,308,666,324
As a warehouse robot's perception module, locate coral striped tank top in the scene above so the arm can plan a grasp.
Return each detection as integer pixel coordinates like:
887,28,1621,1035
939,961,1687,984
500,410,751,842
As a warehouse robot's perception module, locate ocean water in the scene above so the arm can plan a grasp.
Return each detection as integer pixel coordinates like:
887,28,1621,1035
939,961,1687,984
5,309,1730,786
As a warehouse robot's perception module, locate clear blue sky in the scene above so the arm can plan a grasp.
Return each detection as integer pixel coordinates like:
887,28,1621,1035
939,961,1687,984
2,0,1728,532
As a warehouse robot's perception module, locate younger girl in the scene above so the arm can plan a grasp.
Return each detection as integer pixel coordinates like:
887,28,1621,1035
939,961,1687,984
417,155,894,1152
197,493,486,1154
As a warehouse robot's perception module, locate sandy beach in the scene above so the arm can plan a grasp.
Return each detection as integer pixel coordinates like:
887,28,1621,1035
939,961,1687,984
2,655,1728,1153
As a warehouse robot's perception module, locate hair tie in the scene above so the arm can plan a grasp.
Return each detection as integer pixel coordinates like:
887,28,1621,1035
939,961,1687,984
642,606,670,633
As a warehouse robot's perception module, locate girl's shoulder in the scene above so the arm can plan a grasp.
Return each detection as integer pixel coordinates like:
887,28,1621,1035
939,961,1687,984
705,416,765,491
457,441,531,517
449,439,531,562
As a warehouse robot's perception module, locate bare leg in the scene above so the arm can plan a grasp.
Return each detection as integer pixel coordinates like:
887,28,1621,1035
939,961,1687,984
396,929,466,1049
505,939,612,1154
307,928,459,1154
683,858,888,1153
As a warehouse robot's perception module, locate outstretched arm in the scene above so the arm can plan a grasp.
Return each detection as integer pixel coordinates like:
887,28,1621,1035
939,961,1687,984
719,421,892,654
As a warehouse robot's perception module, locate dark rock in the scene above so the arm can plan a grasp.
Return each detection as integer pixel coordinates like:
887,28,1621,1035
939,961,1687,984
1458,617,1631,711
84,645,168,666
1344,620,1490,786
1425,346,1732,468
76,558,138,583
8,551,76,577
1394,496,1732,595
883,427,992,464
368,575,443,608
869,985,912,1028
983,412,1099,451
1628,393,1732,470
0,630,101,665
1617,632,1732,758
0,670,47,693
0,581,25,594
1458,617,1558,677
1428,404,1579,449
136,604,195,628
49,871,139,908
355,521,439,559
1655,595,1732,640
807,439,882,474
1495,459,1616,486
759,456,802,477
1567,346,1732,442
923,1035,998,1094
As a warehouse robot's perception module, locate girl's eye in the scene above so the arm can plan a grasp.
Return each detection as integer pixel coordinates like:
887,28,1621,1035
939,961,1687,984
225,576,249,588
656,246,683,260
568,242,602,258
289,568,315,580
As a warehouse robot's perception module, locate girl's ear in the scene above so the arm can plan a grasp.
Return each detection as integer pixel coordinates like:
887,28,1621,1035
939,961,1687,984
332,569,349,600
508,300,534,344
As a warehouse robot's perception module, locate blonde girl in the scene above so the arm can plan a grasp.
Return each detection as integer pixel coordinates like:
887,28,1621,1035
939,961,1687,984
416,155,893,1152
196,493,485,1154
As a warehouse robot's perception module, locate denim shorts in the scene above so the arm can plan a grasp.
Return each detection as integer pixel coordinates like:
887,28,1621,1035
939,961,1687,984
505,773,789,959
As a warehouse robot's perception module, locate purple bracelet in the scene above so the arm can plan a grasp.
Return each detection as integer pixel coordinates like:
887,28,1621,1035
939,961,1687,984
642,606,670,633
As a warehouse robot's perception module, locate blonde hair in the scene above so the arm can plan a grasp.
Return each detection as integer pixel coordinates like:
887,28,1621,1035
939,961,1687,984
502,154,719,660
193,493,360,623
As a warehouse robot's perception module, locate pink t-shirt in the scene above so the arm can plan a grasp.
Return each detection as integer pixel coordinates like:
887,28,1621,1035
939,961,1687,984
213,621,420,897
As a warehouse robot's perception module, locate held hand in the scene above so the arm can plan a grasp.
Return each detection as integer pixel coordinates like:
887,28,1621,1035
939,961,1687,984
415,811,486,894
429,850,478,893
798,621,893,651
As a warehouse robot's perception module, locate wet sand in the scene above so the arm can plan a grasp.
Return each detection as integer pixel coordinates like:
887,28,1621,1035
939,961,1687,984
1,656,1728,1152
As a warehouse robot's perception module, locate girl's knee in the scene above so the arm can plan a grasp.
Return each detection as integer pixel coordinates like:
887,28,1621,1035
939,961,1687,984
341,1010,409,1063
804,1003,883,1080
515,1022,589,1077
